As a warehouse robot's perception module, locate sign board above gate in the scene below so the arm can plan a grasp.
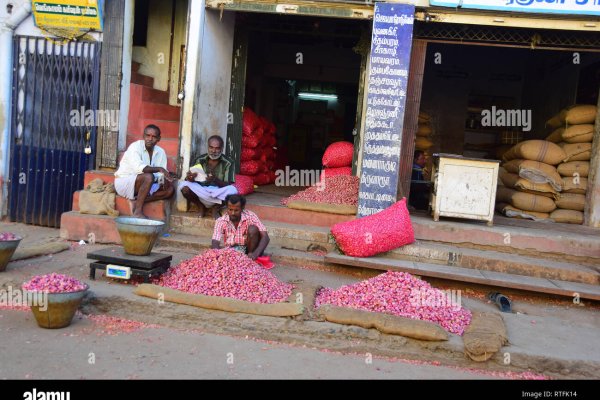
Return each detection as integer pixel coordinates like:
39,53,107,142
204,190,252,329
32,0,104,31
429,0,600,17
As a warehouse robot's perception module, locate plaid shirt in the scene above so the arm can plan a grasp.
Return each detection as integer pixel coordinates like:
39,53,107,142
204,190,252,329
212,210,267,247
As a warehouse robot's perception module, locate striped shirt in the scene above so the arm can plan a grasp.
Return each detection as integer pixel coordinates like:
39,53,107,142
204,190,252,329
212,210,267,247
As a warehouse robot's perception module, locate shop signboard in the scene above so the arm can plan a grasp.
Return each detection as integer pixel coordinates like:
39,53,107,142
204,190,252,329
357,2,414,217
32,0,104,31
429,0,600,17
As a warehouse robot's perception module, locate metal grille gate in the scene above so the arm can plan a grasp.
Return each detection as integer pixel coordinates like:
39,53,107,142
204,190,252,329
10,36,101,227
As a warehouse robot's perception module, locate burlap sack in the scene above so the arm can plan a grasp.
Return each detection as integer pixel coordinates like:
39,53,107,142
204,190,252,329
463,312,508,362
561,143,592,162
545,127,564,143
565,104,597,125
546,109,567,129
497,166,507,186
561,177,588,194
562,124,594,144
496,186,517,204
500,204,550,221
500,173,557,198
417,123,432,137
555,193,585,211
517,160,562,192
496,186,556,212
550,209,584,224
502,159,524,174
496,145,513,160
79,178,119,217
557,161,590,178
415,137,434,150
418,111,431,124
502,140,566,166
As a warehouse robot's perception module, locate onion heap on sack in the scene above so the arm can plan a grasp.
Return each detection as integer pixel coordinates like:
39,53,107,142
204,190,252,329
281,175,359,206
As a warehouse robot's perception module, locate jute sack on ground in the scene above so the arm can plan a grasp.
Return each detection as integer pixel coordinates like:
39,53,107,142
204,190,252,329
517,160,562,192
463,312,508,362
318,305,448,341
287,200,357,215
498,203,550,221
502,140,566,166
561,143,592,162
496,186,556,212
415,136,434,150
134,284,304,317
545,127,564,143
557,161,589,177
555,193,586,211
561,177,588,194
546,109,567,129
500,173,558,199
550,209,584,224
78,178,119,217
417,123,433,137
562,124,594,144
565,104,597,125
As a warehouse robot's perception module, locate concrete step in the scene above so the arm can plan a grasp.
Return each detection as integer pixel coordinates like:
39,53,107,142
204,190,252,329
132,61,141,73
243,202,354,228
84,170,115,186
60,211,120,243
142,86,170,104
386,240,600,285
140,102,181,121
169,212,333,252
72,191,169,220
131,71,154,87
325,253,600,301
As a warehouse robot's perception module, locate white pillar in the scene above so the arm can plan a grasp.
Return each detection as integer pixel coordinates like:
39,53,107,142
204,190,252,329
118,0,135,152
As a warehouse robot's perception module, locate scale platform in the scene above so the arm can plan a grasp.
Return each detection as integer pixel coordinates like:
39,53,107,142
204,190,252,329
87,247,172,283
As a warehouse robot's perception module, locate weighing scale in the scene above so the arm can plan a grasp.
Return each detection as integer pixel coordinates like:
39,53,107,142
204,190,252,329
87,247,172,282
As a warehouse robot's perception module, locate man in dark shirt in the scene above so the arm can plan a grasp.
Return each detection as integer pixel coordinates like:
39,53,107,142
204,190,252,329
409,150,431,210
179,135,238,219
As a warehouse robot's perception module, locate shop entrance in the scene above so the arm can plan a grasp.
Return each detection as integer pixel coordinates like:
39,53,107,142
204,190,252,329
228,12,369,194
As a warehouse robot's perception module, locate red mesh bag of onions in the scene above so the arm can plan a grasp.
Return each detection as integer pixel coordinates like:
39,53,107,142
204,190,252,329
330,198,414,257
233,174,254,196
322,141,354,168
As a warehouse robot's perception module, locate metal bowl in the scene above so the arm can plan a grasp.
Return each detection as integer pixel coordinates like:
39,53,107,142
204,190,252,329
24,285,88,329
0,237,22,272
115,217,165,256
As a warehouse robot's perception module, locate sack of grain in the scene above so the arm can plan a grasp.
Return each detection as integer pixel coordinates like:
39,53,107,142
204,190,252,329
496,186,556,213
499,173,558,198
561,177,588,194
502,140,566,165
557,161,589,178
555,193,585,211
496,186,517,204
417,123,432,137
497,166,508,186
500,204,550,221
496,145,513,160
546,109,567,129
415,137,434,150
545,127,564,143
550,209,583,224
561,143,592,162
562,124,594,144
517,160,562,192
502,159,524,174
565,105,597,125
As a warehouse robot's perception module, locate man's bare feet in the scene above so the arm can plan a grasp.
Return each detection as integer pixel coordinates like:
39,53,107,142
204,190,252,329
132,211,148,219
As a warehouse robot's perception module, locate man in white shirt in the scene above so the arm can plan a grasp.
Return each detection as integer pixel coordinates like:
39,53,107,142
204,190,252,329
114,124,175,218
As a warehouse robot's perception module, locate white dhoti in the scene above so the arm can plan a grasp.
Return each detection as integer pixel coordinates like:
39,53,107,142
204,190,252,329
115,175,160,200
179,181,238,207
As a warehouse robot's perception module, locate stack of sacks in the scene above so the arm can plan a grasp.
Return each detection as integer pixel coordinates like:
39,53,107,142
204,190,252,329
496,140,566,221
545,104,596,224
321,141,353,178
415,111,434,153
239,108,278,186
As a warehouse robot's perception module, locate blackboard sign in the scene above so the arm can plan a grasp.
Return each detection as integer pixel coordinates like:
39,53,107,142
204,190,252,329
357,3,414,217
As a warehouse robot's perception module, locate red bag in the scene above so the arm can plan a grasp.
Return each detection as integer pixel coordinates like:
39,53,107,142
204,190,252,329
242,135,260,149
256,256,274,270
250,126,264,140
233,174,254,196
321,167,352,179
242,108,259,136
241,148,259,161
322,141,354,168
240,160,260,176
253,173,271,186
331,198,414,258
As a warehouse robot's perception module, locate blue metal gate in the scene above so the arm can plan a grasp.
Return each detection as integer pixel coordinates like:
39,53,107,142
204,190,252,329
9,36,101,227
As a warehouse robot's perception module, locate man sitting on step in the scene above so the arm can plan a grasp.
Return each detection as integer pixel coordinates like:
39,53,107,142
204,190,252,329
211,194,270,260
114,124,175,219
179,135,238,219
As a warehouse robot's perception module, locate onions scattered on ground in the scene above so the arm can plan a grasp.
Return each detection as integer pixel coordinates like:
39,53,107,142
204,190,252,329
281,175,359,206
315,271,472,335
22,273,87,293
158,248,293,304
